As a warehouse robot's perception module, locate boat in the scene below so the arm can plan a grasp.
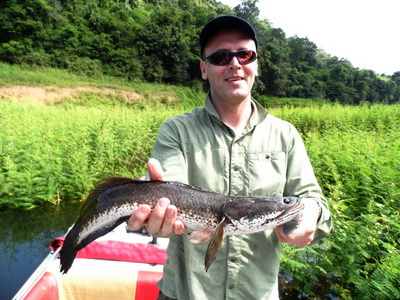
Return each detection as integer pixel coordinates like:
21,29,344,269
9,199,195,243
13,224,169,300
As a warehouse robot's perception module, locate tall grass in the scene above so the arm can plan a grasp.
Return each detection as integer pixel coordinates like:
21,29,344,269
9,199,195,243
0,101,182,208
271,103,400,134
0,62,399,298
271,104,400,299
280,128,400,299
1,98,398,298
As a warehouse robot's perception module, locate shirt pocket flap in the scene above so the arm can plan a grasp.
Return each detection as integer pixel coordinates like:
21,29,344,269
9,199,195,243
250,151,286,161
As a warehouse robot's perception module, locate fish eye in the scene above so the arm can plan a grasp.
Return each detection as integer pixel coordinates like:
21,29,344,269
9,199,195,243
283,198,291,204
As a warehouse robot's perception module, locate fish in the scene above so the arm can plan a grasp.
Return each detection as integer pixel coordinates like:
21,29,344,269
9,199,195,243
59,177,304,274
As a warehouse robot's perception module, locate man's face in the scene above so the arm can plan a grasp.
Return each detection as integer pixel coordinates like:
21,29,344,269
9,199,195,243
200,30,258,105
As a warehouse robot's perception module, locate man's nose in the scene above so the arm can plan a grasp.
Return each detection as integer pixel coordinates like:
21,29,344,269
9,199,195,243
229,56,241,68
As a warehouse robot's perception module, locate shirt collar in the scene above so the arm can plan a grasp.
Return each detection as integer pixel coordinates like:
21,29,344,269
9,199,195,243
204,93,268,128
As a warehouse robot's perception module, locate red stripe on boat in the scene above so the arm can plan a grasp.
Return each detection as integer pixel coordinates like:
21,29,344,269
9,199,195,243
51,237,168,265
24,272,58,300
135,271,163,300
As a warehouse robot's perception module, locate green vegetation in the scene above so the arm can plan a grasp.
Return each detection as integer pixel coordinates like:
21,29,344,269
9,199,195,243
275,108,400,299
1,63,399,298
1,0,400,104
0,63,200,207
0,101,179,208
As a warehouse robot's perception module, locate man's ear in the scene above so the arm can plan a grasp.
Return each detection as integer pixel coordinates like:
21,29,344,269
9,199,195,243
200,61,208,80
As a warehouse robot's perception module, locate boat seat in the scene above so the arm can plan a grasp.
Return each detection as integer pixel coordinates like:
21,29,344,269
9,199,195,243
23,238,166,300
48,259,163,300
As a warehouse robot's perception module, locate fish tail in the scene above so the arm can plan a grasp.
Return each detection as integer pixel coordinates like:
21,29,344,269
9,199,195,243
60,177,141,274
59,234,77,274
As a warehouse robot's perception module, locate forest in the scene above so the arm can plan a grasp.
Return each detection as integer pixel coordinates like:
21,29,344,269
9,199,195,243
1,0,400,105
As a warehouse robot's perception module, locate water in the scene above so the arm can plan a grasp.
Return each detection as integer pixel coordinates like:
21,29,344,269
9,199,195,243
0,203,81,300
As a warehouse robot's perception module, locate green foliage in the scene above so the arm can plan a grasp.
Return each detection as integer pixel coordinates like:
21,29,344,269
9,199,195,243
256,95,330,108
274,105,400,299
0,62,205,108
0,0,399,103
0,101,181,208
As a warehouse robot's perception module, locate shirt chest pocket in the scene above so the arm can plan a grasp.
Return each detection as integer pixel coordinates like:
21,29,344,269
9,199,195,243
247,151,287,196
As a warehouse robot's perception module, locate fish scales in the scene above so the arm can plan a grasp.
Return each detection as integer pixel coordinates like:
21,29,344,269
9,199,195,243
59,177,303,274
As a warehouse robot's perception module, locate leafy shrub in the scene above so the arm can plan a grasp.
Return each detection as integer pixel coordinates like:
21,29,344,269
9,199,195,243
0,101,180,208
277,108,400,299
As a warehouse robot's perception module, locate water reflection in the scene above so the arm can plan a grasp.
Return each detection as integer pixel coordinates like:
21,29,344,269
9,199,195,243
0,202,81,299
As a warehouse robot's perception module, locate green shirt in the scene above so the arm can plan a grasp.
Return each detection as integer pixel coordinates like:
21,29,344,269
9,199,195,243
151,96,332,300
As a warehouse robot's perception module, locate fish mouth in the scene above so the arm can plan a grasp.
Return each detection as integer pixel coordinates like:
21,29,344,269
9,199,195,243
278,201,304,220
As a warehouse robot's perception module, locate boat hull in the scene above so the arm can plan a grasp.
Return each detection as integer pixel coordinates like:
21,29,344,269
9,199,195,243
13,225,168,300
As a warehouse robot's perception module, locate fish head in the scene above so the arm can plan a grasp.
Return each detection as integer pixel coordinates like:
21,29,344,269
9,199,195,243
222,197,304,233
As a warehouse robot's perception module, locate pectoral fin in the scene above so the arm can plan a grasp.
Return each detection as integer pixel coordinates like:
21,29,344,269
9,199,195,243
188,228,213,243
204,217,227,272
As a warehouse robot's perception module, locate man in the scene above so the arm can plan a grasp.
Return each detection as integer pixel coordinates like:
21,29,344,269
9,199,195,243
128,15,332,300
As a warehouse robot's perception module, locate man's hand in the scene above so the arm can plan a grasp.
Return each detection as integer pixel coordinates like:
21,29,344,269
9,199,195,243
275,200,320,247
127,158,186,237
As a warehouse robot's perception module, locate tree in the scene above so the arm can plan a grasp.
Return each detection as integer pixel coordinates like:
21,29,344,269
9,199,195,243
234,0,259,23
288,36,319,72
0,0,398,103
391,72,400,103
257,26,290,96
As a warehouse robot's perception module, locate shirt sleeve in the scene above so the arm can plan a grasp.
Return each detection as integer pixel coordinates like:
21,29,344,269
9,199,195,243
284,125,332,243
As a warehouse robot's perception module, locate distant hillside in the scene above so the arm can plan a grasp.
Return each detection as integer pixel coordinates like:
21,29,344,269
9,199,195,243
0,0,399,104
0,62,205,109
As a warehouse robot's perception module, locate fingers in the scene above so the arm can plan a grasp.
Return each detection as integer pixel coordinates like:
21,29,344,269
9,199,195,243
275,225,315,247
276,199,321,247
148,158,164,181
128,158,185,236
146,198,171,233
128,205,152,231
173,220,186,235
127,198,186,237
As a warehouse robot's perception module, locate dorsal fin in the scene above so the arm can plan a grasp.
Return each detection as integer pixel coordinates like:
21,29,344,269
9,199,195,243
80,177,140,213
87,177,139,201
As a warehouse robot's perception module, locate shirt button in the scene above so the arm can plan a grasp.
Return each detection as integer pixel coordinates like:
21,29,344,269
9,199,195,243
233,166,239,171
228,285,234,290
229,257,236,263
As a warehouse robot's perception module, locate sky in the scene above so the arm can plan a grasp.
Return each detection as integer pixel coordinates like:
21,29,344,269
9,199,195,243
219,0,400,75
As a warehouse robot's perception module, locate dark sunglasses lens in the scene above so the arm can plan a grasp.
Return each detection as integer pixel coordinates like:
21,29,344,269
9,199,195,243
237,50,256,64
207,51,256,65
209,52,232,65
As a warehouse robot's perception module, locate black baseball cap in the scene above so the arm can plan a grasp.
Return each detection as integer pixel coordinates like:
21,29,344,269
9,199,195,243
200,15,258,57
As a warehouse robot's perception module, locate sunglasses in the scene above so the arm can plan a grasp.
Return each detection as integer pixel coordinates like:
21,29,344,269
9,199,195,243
204,50,258,66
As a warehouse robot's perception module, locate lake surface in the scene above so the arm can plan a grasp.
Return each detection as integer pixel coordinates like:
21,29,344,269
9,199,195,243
0,203,81,299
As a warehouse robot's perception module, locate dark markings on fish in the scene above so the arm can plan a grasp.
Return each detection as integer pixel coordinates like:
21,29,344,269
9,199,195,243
60,177,303,274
